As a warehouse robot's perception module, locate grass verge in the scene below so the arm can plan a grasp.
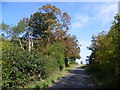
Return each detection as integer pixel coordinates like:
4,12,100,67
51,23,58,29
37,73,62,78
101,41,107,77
23,64,78,88
80,65,102,87
81,65,119,88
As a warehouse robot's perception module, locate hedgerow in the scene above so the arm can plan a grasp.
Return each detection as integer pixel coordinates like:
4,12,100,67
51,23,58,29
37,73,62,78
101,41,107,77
2,43,58,88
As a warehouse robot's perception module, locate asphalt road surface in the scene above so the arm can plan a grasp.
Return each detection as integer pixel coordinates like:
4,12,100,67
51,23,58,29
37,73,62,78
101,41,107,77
45,66,95,88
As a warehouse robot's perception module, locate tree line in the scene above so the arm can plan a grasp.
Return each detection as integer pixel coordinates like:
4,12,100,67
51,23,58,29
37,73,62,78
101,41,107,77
87,14,120,87
1,4,80,88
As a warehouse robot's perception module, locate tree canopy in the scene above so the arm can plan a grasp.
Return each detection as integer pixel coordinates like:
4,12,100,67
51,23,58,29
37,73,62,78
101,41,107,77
1,4,80,88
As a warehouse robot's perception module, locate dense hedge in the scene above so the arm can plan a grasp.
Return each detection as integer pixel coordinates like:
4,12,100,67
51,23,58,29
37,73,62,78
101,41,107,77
2,43,58,88
46,43,66,70
87,14,120,87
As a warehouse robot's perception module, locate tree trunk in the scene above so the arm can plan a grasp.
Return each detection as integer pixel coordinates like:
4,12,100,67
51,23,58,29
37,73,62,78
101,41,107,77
28,38,31,52
31,38,33,48
19,38,24,50
65,59,69,67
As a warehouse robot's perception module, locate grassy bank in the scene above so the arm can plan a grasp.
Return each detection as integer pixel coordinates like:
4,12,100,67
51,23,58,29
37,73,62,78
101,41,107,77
81,65,119,88
80,65,102,87
23,64,78,88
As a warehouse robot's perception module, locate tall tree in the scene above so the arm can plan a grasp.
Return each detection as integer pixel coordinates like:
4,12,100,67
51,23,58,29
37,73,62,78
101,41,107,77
28,4,71,45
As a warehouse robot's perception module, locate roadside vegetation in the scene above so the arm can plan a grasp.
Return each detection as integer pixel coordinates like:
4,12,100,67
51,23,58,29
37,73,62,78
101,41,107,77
85,14,120,88
1,3,119,89
24,64,78,88
1,4,80,89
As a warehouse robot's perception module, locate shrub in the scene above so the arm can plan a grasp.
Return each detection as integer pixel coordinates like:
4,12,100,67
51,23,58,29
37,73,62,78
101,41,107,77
46,43,66,70
2,45,58,88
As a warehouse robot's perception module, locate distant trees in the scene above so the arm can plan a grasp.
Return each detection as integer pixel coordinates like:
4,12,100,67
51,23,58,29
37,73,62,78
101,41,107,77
1,4,80,88
87,14,120,87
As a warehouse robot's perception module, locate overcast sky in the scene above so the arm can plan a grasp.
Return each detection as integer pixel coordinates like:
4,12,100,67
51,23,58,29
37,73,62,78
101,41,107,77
2,1,118,64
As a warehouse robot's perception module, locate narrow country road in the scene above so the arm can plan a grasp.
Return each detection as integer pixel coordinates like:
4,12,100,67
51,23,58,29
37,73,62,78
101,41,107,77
45,66,95,88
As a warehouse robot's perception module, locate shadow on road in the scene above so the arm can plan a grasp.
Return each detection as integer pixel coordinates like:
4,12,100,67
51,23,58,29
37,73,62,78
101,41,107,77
45,66,95,88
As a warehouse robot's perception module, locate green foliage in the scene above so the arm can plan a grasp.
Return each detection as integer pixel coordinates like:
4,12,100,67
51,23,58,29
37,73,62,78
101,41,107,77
69,60,78,64
1,4,81,88
87,14,120,87
47,43,66,70
2,44,57,88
